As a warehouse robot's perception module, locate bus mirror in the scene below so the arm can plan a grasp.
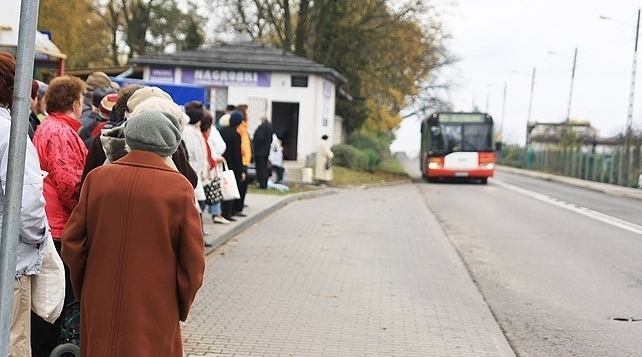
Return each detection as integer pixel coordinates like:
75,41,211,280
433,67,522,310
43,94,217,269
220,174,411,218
495,142,503,151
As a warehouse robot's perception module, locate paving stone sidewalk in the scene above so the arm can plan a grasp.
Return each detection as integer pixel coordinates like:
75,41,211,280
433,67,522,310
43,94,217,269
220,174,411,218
182,186,515,357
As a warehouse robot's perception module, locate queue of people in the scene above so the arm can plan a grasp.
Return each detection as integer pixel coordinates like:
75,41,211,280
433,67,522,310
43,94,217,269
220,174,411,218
0,61,211,355
2,50,331,355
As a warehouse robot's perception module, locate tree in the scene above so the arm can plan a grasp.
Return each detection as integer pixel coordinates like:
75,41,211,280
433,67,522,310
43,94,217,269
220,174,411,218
39,0,207,68
203,0,453,138
38,0,112,68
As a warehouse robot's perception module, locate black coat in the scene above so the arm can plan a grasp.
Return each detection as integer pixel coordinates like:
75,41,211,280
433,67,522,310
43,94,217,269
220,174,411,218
252,121,273,157
220,125,243,180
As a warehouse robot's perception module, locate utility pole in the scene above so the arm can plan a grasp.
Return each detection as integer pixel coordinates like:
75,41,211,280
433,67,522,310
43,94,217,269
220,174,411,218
620,8,640,187
561,47,577,175
501,81,507,140
528,67,536,122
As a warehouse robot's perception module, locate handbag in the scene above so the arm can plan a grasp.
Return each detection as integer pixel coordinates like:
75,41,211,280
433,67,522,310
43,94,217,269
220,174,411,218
31,236,65,323
204,177,223,205
219,160,241,201
325,158,332,170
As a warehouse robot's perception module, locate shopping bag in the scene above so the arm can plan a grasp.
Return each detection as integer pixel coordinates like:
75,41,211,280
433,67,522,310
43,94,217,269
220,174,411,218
31,236,65,323
219,161,240,201
204,177,223,205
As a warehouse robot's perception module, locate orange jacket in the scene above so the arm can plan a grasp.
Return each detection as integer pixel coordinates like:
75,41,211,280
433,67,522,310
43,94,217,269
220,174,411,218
237,120,252,166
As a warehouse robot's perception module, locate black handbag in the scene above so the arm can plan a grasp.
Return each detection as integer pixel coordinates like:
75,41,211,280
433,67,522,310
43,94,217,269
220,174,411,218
204,177,223,205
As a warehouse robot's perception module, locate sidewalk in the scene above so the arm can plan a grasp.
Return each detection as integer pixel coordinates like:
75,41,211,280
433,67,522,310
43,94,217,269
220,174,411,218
202,188,334,254
185,185,516,357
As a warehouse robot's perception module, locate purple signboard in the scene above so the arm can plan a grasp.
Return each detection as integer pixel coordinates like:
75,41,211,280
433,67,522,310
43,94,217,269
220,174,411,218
149,67,175,83
182,68,270,87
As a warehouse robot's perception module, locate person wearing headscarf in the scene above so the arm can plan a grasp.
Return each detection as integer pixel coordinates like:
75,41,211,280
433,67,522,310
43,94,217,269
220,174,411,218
80,86,198,189
61,109,205,357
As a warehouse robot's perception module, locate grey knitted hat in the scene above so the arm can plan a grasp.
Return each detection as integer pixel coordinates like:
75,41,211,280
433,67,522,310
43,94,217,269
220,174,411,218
124,109,181,157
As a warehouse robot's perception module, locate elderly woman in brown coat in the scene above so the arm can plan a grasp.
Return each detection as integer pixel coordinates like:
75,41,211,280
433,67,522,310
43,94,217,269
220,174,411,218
61,109,205,356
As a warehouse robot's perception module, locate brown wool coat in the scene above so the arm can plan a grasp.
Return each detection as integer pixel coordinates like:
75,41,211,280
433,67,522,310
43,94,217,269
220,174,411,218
61,150,205,357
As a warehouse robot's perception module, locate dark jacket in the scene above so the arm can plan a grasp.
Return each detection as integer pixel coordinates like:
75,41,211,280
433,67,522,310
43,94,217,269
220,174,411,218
252,121,272,157
219,125,243,180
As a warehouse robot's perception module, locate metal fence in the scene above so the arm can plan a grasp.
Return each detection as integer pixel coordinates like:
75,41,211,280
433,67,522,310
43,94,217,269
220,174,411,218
497,143,642,188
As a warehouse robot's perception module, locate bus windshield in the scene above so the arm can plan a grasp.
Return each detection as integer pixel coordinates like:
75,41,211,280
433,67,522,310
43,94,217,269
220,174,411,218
429,123,493,153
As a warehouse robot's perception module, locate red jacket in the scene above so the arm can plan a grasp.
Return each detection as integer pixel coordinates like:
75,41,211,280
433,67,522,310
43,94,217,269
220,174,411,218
33,112,88,237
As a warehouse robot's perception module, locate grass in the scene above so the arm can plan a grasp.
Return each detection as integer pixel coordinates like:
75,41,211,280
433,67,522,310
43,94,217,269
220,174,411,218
247,157,410,195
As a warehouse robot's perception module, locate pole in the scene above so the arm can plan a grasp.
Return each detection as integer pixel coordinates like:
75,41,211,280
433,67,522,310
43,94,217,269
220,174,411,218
621,8,640,186
566,47,578,123
501,81,507,140
0,2,39,355
528,67,536,122
561,48,577,175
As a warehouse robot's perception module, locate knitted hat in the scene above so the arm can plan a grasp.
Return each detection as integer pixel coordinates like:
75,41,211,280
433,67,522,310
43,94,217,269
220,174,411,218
124,109,181,157
218,114,230,127
126,86,173,113
85,72,112,92
186,107,203,125
229,110,244,127
98,93,119,120
129,96,183,124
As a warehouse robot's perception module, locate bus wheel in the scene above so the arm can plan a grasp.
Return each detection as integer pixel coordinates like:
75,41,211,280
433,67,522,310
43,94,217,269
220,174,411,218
480,178,488,184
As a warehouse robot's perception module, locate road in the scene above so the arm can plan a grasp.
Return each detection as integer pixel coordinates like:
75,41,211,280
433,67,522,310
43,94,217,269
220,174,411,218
404,159,642,357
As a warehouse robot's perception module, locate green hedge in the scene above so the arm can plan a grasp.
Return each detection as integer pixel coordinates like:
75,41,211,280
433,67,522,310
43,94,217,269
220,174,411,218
331,144,380,172
329,132,391,172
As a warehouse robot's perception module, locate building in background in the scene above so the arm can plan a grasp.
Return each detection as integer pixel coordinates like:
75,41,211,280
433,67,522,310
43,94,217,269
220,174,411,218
128,35,348,165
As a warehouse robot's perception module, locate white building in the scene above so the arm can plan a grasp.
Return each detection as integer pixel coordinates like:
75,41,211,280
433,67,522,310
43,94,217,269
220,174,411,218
129,39,347,165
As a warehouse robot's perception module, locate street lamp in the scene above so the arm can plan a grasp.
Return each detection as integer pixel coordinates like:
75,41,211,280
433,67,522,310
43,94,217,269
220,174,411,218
600,9,640,186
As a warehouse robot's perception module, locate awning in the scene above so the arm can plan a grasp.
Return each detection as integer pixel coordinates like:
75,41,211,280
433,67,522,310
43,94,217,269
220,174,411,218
34,31,66,60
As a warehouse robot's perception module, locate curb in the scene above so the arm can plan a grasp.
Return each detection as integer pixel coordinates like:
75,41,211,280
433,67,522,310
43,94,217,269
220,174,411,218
496,165,642,201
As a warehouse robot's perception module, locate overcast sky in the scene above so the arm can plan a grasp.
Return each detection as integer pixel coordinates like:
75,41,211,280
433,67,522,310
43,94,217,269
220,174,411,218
392,0,642,155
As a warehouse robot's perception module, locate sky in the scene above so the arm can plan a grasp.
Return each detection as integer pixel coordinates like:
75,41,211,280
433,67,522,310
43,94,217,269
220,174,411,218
391,0,642,156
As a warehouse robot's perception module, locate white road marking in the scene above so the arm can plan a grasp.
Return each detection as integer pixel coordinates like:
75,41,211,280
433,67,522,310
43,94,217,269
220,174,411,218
494,180,642,236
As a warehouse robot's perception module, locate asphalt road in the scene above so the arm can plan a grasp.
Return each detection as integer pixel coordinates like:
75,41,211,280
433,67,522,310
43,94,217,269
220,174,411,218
404,160,642,357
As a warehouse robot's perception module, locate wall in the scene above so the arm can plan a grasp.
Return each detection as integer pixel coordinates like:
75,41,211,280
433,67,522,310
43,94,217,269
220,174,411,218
0,1,19,47
142,65,338,162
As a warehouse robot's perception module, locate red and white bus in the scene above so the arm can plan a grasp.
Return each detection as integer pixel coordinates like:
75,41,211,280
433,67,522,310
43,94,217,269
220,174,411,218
419,112,497,184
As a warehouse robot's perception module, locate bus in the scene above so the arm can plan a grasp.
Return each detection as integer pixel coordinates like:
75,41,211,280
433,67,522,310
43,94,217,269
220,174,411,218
419,112,497,184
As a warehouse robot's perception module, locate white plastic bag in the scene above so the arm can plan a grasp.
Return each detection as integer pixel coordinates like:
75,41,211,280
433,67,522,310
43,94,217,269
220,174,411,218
31,237,65,323
219,160,240,201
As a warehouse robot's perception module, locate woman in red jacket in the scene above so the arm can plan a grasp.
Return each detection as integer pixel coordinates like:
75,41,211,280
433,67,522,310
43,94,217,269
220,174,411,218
31,75,88,357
